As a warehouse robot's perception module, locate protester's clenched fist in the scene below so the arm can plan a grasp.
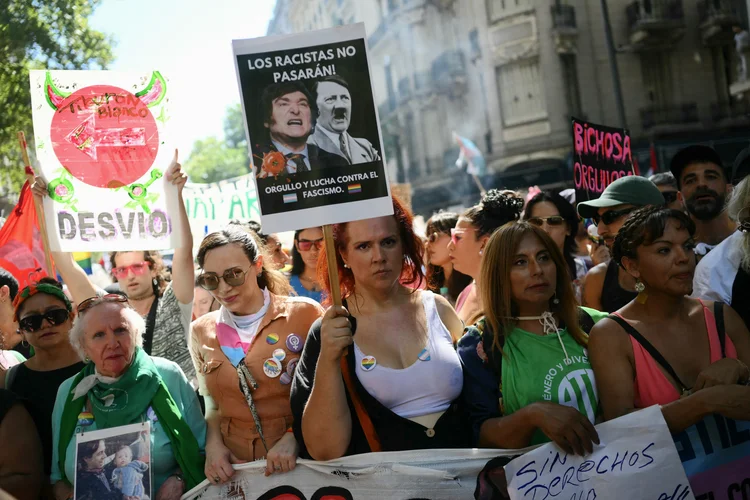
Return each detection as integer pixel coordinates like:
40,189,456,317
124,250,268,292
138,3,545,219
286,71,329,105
319,305,354,365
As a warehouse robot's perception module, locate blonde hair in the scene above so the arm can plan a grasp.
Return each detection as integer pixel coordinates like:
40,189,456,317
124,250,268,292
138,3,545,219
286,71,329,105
727,176,750,273
480,222,586,355
69,302,145,361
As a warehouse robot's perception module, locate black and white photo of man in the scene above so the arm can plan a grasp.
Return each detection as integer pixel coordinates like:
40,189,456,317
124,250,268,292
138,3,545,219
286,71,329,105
255,81,348,178
308,75,380,165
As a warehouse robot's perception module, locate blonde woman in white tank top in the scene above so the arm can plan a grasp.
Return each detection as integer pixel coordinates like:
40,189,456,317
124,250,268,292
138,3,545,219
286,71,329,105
291,198,468,461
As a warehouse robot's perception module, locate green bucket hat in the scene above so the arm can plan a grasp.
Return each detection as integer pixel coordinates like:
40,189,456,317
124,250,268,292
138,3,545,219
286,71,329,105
577,176,665,219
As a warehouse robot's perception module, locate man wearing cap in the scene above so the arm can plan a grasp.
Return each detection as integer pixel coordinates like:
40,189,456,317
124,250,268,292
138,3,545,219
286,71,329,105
577,176,666,312
692,147,750,329
670,145,737,259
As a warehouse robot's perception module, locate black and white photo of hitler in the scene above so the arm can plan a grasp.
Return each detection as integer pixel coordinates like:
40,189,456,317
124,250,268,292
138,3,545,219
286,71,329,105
253,81,348,179
307,75,380,165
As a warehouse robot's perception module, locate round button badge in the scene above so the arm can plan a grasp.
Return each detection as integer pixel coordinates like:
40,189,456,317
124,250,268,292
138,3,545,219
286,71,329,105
273,348,286,362
266,333,280,345
280,372,292,385
263,358,282,378
286,334,303,353
286,357,299,376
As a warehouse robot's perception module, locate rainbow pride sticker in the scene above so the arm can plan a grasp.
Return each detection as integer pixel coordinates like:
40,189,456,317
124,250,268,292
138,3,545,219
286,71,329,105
263,358,282,378
418,348,431,362
266,333,280,345
77,411,94,427
360,356,377,372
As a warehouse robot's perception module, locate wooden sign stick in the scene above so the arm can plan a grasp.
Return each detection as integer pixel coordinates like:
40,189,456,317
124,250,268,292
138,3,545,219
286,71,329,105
322,224,342,307
17,132,55,276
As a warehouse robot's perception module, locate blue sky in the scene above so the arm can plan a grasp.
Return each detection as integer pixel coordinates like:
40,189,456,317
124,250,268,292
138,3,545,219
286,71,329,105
90,0,275,163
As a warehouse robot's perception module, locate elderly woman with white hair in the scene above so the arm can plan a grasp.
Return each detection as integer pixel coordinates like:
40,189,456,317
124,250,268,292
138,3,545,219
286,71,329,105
49,295,206,500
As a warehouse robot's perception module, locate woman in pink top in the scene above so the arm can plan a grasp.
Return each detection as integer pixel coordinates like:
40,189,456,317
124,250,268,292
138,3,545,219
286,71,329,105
588,206,750,432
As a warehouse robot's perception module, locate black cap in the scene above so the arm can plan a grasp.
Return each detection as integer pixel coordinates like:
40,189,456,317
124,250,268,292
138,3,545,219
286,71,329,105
731,146,750,185
669,145,725,186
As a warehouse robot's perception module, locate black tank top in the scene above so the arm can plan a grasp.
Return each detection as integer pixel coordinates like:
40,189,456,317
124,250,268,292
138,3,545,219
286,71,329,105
601,260,638,313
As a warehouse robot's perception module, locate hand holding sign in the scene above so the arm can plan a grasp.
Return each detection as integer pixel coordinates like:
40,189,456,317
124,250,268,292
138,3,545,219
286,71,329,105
532,402,600,456
319,305,354,366
505,406,694,500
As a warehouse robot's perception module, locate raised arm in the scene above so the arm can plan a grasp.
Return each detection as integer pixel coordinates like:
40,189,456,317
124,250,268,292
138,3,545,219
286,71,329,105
165,150,194,305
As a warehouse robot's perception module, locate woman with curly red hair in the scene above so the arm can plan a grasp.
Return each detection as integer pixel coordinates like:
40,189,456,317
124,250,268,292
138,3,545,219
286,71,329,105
290,196,470,460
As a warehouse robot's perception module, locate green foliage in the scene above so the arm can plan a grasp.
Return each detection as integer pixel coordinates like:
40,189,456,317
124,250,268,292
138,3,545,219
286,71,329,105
184,137,250,184
184,104,251,184
224,103,247,149
0,0,113,202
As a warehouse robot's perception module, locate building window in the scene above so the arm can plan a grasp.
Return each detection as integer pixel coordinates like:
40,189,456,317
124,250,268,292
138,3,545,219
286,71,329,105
487,0,531,21
496,59,547,126
560,54,582,118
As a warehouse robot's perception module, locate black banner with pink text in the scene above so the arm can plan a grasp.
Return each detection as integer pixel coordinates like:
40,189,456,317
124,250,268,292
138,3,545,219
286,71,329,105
572,118,635,204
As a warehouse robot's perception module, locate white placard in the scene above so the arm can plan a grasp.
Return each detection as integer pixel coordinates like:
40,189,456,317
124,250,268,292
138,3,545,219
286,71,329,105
29,70,182,252
504,406,695,500
232,24,393,233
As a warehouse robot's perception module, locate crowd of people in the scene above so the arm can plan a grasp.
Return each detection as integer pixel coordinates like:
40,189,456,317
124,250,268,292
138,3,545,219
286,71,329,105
0,142,748,499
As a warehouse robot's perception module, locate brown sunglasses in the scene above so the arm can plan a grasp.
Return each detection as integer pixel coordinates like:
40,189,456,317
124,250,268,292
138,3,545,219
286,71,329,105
77,293,129,314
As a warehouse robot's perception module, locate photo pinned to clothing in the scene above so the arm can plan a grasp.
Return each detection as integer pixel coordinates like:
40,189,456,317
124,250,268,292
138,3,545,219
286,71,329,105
74,422,152,500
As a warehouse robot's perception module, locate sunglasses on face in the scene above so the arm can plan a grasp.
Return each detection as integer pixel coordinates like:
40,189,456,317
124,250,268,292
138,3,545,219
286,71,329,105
662,191,679,204
527,216,566,227
450,228,475,245
19,308,70,332
297,238,323,251
77,293,129,314
112,261,151,280
593,207,636,226
197,266,251,291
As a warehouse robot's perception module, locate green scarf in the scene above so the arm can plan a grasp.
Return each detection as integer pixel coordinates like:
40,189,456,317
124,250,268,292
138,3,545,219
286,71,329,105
58,347,205,490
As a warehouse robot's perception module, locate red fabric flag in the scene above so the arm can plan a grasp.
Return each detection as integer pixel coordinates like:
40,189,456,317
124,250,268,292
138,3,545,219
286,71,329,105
650,143,659,173
0,182,52,289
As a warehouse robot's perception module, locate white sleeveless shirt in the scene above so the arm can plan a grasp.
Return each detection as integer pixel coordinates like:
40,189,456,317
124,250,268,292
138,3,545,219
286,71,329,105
354,291,464,418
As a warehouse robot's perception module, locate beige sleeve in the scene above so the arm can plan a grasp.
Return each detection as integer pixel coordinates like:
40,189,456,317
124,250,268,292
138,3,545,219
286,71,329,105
189,320,209,396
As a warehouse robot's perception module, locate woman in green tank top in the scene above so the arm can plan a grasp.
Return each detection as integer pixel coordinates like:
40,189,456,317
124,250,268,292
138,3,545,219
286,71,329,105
458,222,608,456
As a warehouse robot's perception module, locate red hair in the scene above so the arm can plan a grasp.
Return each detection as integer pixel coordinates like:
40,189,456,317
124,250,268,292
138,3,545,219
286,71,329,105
318,196,425,306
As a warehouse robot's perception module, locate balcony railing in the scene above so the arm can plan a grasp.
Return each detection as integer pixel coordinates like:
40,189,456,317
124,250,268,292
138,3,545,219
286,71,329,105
697,0,740,45
626,0,684,28
710,99,750,122
551,4,577,29
640,102,699,131
431,50,467,94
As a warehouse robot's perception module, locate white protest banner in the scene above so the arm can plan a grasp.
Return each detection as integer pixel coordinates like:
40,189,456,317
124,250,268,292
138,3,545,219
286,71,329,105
29,70,182,252
505,406,694,500
673,416,750,500
233,23,393,233
182,448,520,500
182,173,260,239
